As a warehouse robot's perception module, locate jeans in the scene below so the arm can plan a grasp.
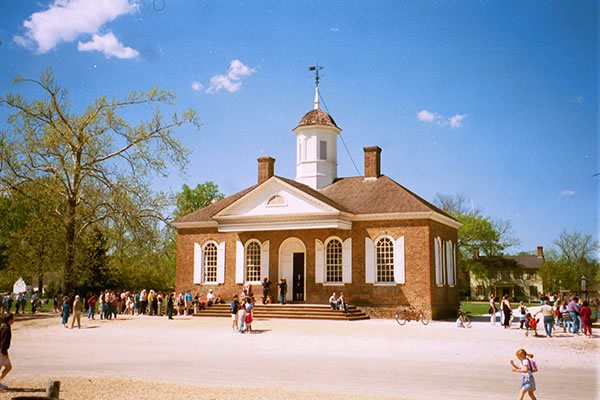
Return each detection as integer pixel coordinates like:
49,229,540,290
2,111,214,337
87,305,95,319
279,292,286,305
238,310,246,332
61,304,70,325
570,312,579,334
543,316,553,337
562,318,572,333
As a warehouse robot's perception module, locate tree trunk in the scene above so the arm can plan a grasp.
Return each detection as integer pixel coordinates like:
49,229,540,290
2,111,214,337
63,199,77,293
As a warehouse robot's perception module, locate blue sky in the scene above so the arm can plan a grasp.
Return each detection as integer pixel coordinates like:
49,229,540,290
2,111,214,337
0,0,598,256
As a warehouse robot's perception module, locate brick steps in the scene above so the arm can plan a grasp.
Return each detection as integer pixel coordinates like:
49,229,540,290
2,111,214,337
194,304,369,321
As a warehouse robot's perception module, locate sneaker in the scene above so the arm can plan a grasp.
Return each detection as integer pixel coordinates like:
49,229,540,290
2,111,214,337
0,383,8,390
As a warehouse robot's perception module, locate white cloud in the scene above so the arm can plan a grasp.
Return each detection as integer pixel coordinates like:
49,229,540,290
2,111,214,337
77,32,138,59
206,59,255,94
14,0,138,54
417,109,466,129
449,114,466,128
417,109,438,123
191,81,203,92
559,190,576,197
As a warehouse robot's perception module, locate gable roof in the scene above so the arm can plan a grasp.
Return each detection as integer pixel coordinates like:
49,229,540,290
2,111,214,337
476,255,544,270
173,175,458,226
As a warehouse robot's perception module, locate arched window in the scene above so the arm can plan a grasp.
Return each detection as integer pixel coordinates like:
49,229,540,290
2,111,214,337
245,241,261,282
325,239,343,283
203,242,218,283
376,237,394,283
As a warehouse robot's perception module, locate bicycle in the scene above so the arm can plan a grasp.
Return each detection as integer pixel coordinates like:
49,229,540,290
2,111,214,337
395,306,429,326
457,307,472,328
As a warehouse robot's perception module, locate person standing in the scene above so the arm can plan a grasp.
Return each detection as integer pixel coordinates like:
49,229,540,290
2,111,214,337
510,348,538,400
87,293,97,320
278,279,287,305
536,299,554,337
61,294,70,328
230,295,239,332
489,294,497,326
70,295,82,329
262,277,271,305
501,295,512,329
580,300,593,337
567,296,580,335
166,292,174,320
0,314,15,391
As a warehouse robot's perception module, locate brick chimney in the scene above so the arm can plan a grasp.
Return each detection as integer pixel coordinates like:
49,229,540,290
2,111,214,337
473,247,480,259
364,146,382,178
257,156,275,184
537,246,544,258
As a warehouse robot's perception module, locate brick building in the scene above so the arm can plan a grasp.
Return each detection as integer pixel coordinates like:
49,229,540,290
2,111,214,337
173,85,461,318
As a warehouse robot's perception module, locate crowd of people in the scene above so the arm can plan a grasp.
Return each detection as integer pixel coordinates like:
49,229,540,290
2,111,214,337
488,293,595,338
0,292,42,316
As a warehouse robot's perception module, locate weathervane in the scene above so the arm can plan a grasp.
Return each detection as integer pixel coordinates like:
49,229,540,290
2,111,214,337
308,64,324,88
308,64,324,110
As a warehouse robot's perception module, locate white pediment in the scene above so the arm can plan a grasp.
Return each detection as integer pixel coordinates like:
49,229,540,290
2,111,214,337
214,177,340,219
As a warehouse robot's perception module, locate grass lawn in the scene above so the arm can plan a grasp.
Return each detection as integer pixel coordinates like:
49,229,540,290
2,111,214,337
460,301,539,316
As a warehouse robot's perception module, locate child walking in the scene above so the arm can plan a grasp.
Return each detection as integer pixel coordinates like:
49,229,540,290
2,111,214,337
510,348,538,400
524,313,539,337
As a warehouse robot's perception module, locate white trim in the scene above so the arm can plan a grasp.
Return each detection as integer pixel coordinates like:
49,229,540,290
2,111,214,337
193,243,203,284
323,236,344,284
244,239,262,283
216,241,225,284
434,237,443,287
373,283,397,287
374,235,396,284
266,194,287,207
342,237,352,284
235,240,244,284
394,236,405,284
322,283,346,287
278,237,307,302
315,239,324,284
218,218,352,232
202,240,219,284
214,177,342,217
260,240,270,281
365,237,375,284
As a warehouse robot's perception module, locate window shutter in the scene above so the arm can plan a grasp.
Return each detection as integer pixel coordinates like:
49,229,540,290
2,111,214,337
235,240,244,284
342,238,352,283
193,243,203,284
260,240,270,281
365,237,375,284
453,244,457,287
216,241,226,284
315,239,324,283
442,241,447,285
434,238,442,286
447,242,454,286
394,236,405,284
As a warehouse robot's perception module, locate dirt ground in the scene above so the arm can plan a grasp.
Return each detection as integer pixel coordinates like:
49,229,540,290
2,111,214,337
0,313,597,399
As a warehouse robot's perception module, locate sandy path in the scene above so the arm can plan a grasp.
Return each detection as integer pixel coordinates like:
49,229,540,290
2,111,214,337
1,314,597,399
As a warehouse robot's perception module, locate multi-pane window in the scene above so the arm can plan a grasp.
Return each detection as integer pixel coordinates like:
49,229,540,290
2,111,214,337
526,272,536,280
325,239,343,283
245,241,261,282
203,243,218,283
376,237,394,283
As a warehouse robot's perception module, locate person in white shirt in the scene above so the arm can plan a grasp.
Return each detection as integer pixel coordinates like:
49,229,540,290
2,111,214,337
328,292,338,310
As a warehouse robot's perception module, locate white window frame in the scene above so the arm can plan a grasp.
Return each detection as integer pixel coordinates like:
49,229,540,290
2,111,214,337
375,235,395,284
244,239,262,284
434,237,443,287
324,237,344,284
202,240,219,284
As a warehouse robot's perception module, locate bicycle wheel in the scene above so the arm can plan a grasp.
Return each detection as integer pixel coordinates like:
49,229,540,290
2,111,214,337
395,311,407,326
463,315,471,328
419,313,429,325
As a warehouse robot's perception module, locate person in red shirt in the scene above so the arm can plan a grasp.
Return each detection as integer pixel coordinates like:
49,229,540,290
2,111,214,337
579,300,593,337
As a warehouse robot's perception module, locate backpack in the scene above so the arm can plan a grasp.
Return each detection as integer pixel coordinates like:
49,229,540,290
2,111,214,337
527,359,538,373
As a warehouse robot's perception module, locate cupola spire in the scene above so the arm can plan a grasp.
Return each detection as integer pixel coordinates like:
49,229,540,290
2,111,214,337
308,64,323,110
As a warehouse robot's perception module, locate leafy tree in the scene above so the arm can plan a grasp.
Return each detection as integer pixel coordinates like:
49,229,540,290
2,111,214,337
0,70,198,291
174,182,224,218
434,193,520,297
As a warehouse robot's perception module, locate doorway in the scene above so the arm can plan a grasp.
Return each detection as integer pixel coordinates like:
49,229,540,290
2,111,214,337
293,253,305,301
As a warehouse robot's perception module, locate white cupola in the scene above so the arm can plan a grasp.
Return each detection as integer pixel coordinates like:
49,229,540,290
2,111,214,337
292,83,341,190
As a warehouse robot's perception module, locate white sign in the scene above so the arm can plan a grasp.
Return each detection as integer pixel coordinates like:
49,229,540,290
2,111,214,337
13,277,27,294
